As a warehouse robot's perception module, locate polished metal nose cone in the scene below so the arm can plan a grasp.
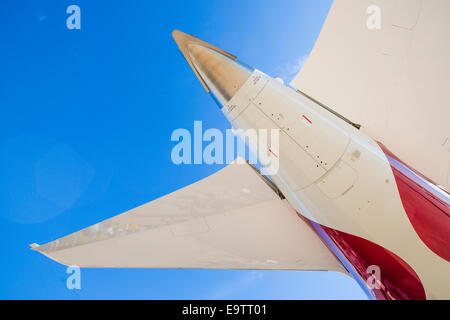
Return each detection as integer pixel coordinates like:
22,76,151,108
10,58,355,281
172,30,252,106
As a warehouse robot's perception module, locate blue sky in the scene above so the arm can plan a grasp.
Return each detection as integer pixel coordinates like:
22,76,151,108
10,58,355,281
0,0,367,299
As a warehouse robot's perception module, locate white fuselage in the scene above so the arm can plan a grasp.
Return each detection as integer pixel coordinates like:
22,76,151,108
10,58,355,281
222,69,450,300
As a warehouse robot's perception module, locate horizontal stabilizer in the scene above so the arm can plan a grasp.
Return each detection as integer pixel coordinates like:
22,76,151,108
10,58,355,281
32,159,346,273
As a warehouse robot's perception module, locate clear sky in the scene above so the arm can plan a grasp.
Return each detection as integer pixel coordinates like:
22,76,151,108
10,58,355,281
0,0,367,299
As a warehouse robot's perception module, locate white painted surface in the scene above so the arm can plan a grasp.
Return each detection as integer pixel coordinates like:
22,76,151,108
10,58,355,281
290,0,450,191
230,69,450,299
33,159,346,273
